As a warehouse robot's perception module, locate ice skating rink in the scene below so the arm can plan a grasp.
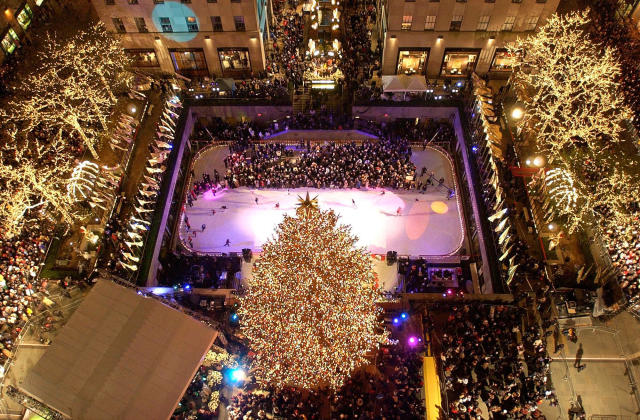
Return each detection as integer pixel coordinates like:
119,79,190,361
181,185,464,255
182,144,465,256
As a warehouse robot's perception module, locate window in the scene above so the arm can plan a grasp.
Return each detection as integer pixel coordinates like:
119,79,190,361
170,49,209,77
440,49,480,76
1,31,17,55
490,49,518,71
536,0,547,2
135,17,148,33
153,0,164,3
160,17,173,32
512,0,522,3
401,15,413,31
128,0,138,4
456,0,467,2
211,16,223,32
429,0,439,2
450,15,462,32
477,15,489,31
208,0,218,2
218,48,251,73
181,0,192,3
186,16,198,32
397,49,429,75
485,0,495,2
234,16,245,31
231,0,241,3
424,16,436,31
105,0,115,4
16,4,33,30
406,0,415,3
126,49,160,67
525,16,539,31
112,18,126,33
502,16,515,31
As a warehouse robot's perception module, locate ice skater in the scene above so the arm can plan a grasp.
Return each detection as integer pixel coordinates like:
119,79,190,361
352,198,356,207
224,239,231,247
380,190,385,195
255,197,259,205
275,202,280,209
396,207,402,216
211,209,216,216
201,223,206,232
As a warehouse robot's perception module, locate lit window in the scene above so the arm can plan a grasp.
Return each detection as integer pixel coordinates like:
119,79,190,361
424,16,436,31
526,16,539,31
502,16,515,31
16,4,33,30
128,0,139,4
477,15,489,31
401,15,413,31
186,16,198,32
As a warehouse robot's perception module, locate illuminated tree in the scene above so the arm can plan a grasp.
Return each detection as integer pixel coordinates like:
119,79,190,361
0,130,79,237
508,10,632,160
509,10,640,232
239,194,387,390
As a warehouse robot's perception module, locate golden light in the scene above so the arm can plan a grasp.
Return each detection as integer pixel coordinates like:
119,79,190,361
548,223,556,231
239,201,387,390
511,107,524,120
127,103,137,115
533,156,545,167
431,201,448,214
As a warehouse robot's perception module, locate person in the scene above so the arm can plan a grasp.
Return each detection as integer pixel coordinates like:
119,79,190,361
573,343,584,369
201,223,206,232
275,202,280,209
352,198,356,206
212,209,216,215
255,197,259,205
396,207,402,216
224,239,231,247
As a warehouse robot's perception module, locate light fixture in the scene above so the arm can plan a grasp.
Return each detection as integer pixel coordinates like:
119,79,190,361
250,36,257,40
437,35,444,40
511,107,524,120
548,223,556,231
128,103,137,115
489,36,495,40
390,34,396,39
204,35,210,39
154,36,160,41
533,156,545,167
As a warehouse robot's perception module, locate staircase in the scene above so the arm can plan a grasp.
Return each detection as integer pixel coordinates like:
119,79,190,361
293,84,312,113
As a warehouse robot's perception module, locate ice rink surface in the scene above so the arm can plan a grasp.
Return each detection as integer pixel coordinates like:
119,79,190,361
181,146,464,256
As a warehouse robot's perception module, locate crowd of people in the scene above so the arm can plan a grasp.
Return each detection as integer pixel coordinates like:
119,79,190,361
604,222,640,302
229,388,322,419
269,0,306,88
331,345,425,419
224,140,415,189
432,304,556,418
339,0,380,89
0,226,50,364
226,343,425,419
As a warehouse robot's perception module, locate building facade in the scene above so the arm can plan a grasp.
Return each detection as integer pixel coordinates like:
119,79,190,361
380,0,560,79
1,0,58,64
92,0,269,78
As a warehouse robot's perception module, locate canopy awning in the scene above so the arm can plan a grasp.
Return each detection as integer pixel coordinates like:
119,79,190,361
382,75,428,92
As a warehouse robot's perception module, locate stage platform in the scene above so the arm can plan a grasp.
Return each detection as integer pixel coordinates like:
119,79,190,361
181,146,464,257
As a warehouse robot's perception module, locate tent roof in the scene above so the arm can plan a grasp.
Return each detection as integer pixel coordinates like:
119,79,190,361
382,75,429,92
405,75,428,92
20,280,217,420
382,75,409,92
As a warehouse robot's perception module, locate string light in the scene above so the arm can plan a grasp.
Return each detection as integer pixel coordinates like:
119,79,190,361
239,194,388,390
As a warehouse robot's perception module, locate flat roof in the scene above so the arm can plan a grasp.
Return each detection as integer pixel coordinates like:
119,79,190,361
20,280,216,420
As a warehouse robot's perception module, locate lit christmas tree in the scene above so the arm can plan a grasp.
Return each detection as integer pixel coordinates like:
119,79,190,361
239,193,387,390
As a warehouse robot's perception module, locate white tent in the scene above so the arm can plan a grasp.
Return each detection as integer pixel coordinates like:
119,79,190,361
382,75,409,92
405,75,428,92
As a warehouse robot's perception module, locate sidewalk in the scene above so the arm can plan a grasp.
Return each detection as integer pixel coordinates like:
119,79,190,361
539,312,640,419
